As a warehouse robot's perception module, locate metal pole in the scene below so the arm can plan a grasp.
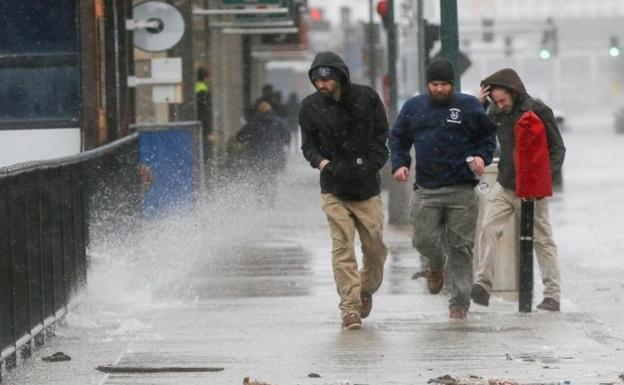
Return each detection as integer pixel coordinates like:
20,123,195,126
387,0,398,120
168,0,195,122
519,199,534,312
369,0,377,88
386,0,408,226
417,0,426,93
242,35,252,111
439,0,460,90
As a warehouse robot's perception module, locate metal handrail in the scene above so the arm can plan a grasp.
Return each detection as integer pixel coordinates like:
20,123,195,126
0,134,141,372
0,133,139,177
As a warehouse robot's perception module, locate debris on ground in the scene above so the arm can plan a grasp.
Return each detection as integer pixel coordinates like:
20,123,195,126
308,372,321,378
428,374,489,385
41,352,71,362
427,374,572,385
243,377,274,385
96,365,223,373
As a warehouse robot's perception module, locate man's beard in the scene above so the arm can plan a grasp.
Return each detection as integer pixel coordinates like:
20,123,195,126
319,87,340,101
429,89,453,106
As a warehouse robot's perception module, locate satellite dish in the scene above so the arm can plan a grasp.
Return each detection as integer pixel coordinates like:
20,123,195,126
133,1,185,52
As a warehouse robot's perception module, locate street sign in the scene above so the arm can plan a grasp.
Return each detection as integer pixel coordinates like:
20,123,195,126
222,0,283,6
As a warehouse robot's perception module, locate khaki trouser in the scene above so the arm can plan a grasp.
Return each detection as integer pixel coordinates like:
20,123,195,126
321,193,388,319
474,182,561,301
409,185,478,310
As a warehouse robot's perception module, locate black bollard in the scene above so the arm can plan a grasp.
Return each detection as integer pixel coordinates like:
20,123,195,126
519,199,534,312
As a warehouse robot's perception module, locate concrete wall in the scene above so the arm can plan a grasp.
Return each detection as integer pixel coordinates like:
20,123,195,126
210,30,245,157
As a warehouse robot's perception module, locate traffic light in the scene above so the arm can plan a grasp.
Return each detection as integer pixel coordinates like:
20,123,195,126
307,7,330,32
482,18,494,43
609,36,621,57
504,36,513,57
376,0,390,30
539,18,557,60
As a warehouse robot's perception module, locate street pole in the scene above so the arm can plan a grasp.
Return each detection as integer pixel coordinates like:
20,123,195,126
168,0,195,121
369,0,377,89
242,35,252,111
519,200,535,312
387,0,398,121
386,0,408,226
439,0,460,90
417,0,426,93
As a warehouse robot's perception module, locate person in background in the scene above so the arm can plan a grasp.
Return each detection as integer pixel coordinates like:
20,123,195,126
235,99,290,207
285,92,300,154
196,67,215,166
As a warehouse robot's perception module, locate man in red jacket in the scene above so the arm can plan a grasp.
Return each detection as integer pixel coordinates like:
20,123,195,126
471,68,566,312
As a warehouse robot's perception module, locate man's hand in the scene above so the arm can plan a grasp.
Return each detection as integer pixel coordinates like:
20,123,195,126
393,166,409,182
479,85,491,105
319,159,330,171
468,156,486,176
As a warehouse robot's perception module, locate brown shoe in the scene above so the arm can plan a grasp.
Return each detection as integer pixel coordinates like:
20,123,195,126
426,269,444,294
470,284,490,307
360,291,373,319
536,298,560,312
342,313,362,330
449,306,467,320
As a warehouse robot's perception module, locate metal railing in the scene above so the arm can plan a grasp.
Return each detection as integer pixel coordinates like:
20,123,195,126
0,134,140,374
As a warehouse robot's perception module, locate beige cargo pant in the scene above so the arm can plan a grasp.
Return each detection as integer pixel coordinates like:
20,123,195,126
321,193,388,319
474,182,561,301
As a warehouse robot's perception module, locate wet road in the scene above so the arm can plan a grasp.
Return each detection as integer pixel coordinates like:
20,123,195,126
550,117,624,339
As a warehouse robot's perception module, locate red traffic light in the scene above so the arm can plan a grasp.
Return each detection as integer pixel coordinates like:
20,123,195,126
310,8,322,22
376,0,389,18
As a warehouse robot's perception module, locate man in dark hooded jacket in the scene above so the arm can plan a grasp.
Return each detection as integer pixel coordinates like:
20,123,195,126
299,51,389,330
470,68,566,311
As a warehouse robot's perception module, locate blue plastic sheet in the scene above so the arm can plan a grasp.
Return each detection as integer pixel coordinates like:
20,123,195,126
139,129,195,217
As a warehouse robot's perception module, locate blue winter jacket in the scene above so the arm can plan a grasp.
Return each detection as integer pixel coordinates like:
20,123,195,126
389,92,497,189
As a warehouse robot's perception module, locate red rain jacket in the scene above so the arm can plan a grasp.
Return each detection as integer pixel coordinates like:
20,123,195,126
514,111,552,198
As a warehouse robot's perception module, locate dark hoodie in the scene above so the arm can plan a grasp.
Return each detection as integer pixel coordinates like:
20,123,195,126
299,51,389,201
481,68,566,190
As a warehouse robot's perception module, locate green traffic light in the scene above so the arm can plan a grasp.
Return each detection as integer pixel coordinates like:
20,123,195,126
609,46,621,57
539,49,551,60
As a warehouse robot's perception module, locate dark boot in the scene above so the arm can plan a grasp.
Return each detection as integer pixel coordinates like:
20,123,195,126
426,269,444,294
360,291,373,319
536,298,560,312
470,284,490,307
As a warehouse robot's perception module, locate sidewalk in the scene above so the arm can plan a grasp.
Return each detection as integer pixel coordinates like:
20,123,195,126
3,160,624,385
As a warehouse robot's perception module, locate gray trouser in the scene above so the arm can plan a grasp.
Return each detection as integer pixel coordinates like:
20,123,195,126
410,185,478,309
474,183,561,301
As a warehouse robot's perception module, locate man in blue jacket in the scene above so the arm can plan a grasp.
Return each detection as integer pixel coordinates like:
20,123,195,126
389,59,496,319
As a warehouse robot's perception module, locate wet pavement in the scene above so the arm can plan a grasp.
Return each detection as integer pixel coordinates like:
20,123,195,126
4,123,624,385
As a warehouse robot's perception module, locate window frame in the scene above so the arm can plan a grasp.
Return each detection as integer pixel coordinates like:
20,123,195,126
0,2,81,131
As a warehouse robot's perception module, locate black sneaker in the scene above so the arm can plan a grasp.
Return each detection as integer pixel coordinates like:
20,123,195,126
470,284,490,307
360,291,373,319
536,298,560,312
